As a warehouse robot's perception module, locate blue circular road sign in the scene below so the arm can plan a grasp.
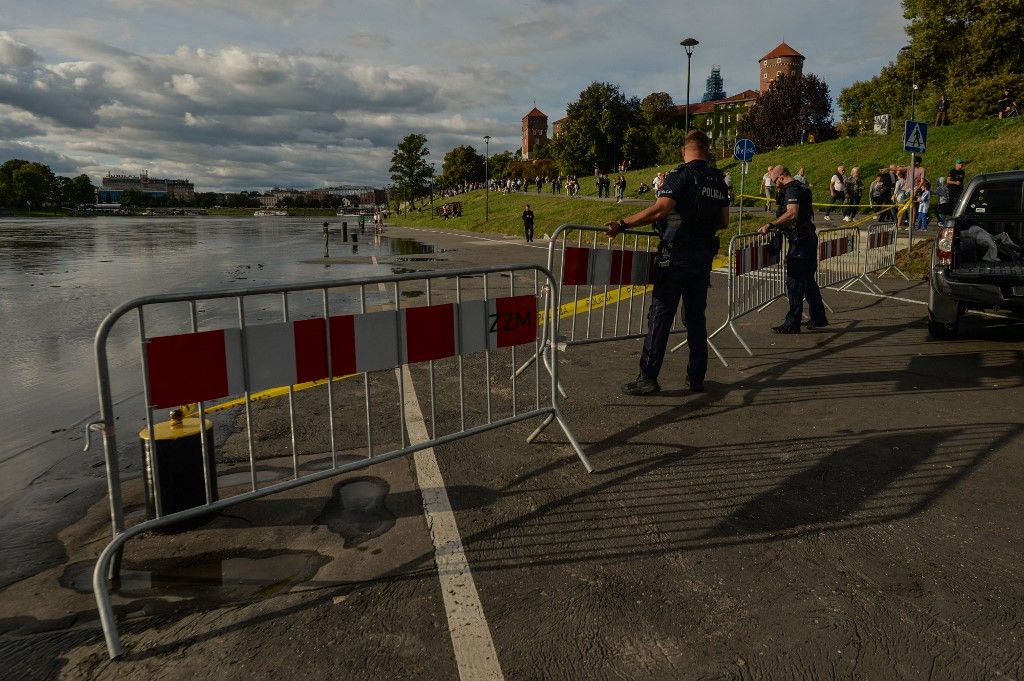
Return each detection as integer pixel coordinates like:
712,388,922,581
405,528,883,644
734,138,756,162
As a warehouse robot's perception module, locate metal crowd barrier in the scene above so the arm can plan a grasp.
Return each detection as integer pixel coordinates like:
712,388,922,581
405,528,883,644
815,226,862,293
860,222,908,293
88,264,589,659
700,231,786,356
515,223,726,383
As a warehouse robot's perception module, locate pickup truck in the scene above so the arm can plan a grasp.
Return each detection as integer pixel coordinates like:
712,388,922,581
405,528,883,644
929,170,1024,337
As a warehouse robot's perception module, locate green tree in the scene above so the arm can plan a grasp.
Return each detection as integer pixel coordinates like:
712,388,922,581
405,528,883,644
12,162,55,209
440,145,485,188
737,73,834,150
70,174,96,205
641,92,676,126
486,150,514,181
52,175,73,208
550,82,648,176
389,133,433,208
840,0,1024,123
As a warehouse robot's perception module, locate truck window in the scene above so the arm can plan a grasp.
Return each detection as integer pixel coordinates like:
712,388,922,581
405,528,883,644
964,180,1023,215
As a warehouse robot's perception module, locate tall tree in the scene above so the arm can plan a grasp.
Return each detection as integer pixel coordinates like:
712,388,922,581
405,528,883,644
389,133,432,208
11,162,55,209
641,92,676,126
550,82,648,176
70,174,96,205
440,145,485,188
737,73,834,150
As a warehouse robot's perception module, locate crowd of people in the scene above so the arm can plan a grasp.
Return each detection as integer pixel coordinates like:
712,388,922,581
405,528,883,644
752,158,969,230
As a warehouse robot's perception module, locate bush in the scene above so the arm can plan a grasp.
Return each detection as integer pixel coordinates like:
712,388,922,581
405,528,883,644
954,74,1024,122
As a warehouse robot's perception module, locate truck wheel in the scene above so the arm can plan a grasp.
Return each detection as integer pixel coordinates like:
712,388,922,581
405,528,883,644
928,313,959,339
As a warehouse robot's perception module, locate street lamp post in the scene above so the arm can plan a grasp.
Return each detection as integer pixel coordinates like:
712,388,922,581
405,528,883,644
681,38,699,134
429,162,435,219
900,45,919,251
483,135,491,221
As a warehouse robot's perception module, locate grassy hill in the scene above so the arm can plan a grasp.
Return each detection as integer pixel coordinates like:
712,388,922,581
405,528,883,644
388,116,1024,237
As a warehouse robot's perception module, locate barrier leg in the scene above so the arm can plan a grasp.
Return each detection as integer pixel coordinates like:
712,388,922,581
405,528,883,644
708,338,729,368
728,320,754,356
527,413,555,443
541,347,568,398
94,532,132,659
554,412,594,473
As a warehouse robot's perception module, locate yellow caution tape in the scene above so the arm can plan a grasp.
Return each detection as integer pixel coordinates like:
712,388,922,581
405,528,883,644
735,193,897,209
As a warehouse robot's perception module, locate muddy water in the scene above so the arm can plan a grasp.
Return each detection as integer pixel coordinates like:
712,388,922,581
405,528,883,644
0,215,441,586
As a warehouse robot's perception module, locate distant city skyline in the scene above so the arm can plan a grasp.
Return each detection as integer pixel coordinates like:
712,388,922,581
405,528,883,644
0,1,906,191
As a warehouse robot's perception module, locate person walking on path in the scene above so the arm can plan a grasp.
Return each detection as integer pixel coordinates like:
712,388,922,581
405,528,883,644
759,165,829,334
521,205,535,242
843,167,863,222
762,167,775,212
604,130,729,395
824,166,845,221
615,175,626,202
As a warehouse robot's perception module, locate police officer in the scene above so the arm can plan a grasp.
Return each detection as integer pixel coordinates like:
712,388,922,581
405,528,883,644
758,165,828,333
604,130,729,395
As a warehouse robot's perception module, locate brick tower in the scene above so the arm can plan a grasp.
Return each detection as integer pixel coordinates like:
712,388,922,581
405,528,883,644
759,42,804,92
521,107,548,160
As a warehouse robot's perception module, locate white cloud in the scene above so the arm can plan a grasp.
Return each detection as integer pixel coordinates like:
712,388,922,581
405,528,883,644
0,33,42,68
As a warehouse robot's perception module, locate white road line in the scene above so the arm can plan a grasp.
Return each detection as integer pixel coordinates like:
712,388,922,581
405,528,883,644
370,257,503,681
401,366,504,681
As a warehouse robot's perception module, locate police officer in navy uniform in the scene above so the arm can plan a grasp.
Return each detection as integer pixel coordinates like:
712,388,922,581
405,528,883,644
604,130,730,395
758,165,828,333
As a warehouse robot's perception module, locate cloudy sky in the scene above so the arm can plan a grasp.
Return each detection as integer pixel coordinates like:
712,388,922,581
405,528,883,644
0,1,906,191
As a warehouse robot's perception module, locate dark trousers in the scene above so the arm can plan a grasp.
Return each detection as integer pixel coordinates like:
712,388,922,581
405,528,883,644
523,223,534,242
783,234,828,329
844,193,862,219
639,267,710,382
826,191,845,216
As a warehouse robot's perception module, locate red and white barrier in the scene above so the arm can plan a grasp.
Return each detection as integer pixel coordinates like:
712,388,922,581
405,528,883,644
561,246,657,286
146,295,537,409
816,227,861,290
861,222,907,292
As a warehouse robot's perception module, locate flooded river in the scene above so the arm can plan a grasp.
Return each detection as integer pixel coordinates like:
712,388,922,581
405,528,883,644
0,215,439,586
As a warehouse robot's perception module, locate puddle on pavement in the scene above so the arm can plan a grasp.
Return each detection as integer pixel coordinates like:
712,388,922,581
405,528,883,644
401,290,424,298
300,454,364,472
317,477,395,548
60,550,330,601
218,467,287,487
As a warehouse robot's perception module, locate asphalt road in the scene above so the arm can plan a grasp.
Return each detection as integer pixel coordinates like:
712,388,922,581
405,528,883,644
1,222,1021,680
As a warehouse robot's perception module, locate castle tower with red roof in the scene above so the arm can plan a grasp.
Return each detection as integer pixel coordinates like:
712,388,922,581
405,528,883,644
522,107,548,160
759,42,804,92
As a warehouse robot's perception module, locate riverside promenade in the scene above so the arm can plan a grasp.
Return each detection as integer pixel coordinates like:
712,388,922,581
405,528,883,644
2,222,1021,681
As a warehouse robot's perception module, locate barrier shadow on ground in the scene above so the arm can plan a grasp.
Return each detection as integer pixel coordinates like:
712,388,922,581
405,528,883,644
452,421,1021,572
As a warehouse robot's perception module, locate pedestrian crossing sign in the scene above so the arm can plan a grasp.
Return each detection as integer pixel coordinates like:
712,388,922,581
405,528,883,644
904,120,928,153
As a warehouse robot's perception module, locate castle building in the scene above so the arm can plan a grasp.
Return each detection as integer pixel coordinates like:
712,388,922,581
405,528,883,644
759,42,804,92
521,107,548,160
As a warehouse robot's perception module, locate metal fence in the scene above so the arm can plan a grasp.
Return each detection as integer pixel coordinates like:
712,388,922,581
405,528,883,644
815,226,863,292
861,222,908,293
516,223,727,382
87,264,589,659
702,230,787,357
